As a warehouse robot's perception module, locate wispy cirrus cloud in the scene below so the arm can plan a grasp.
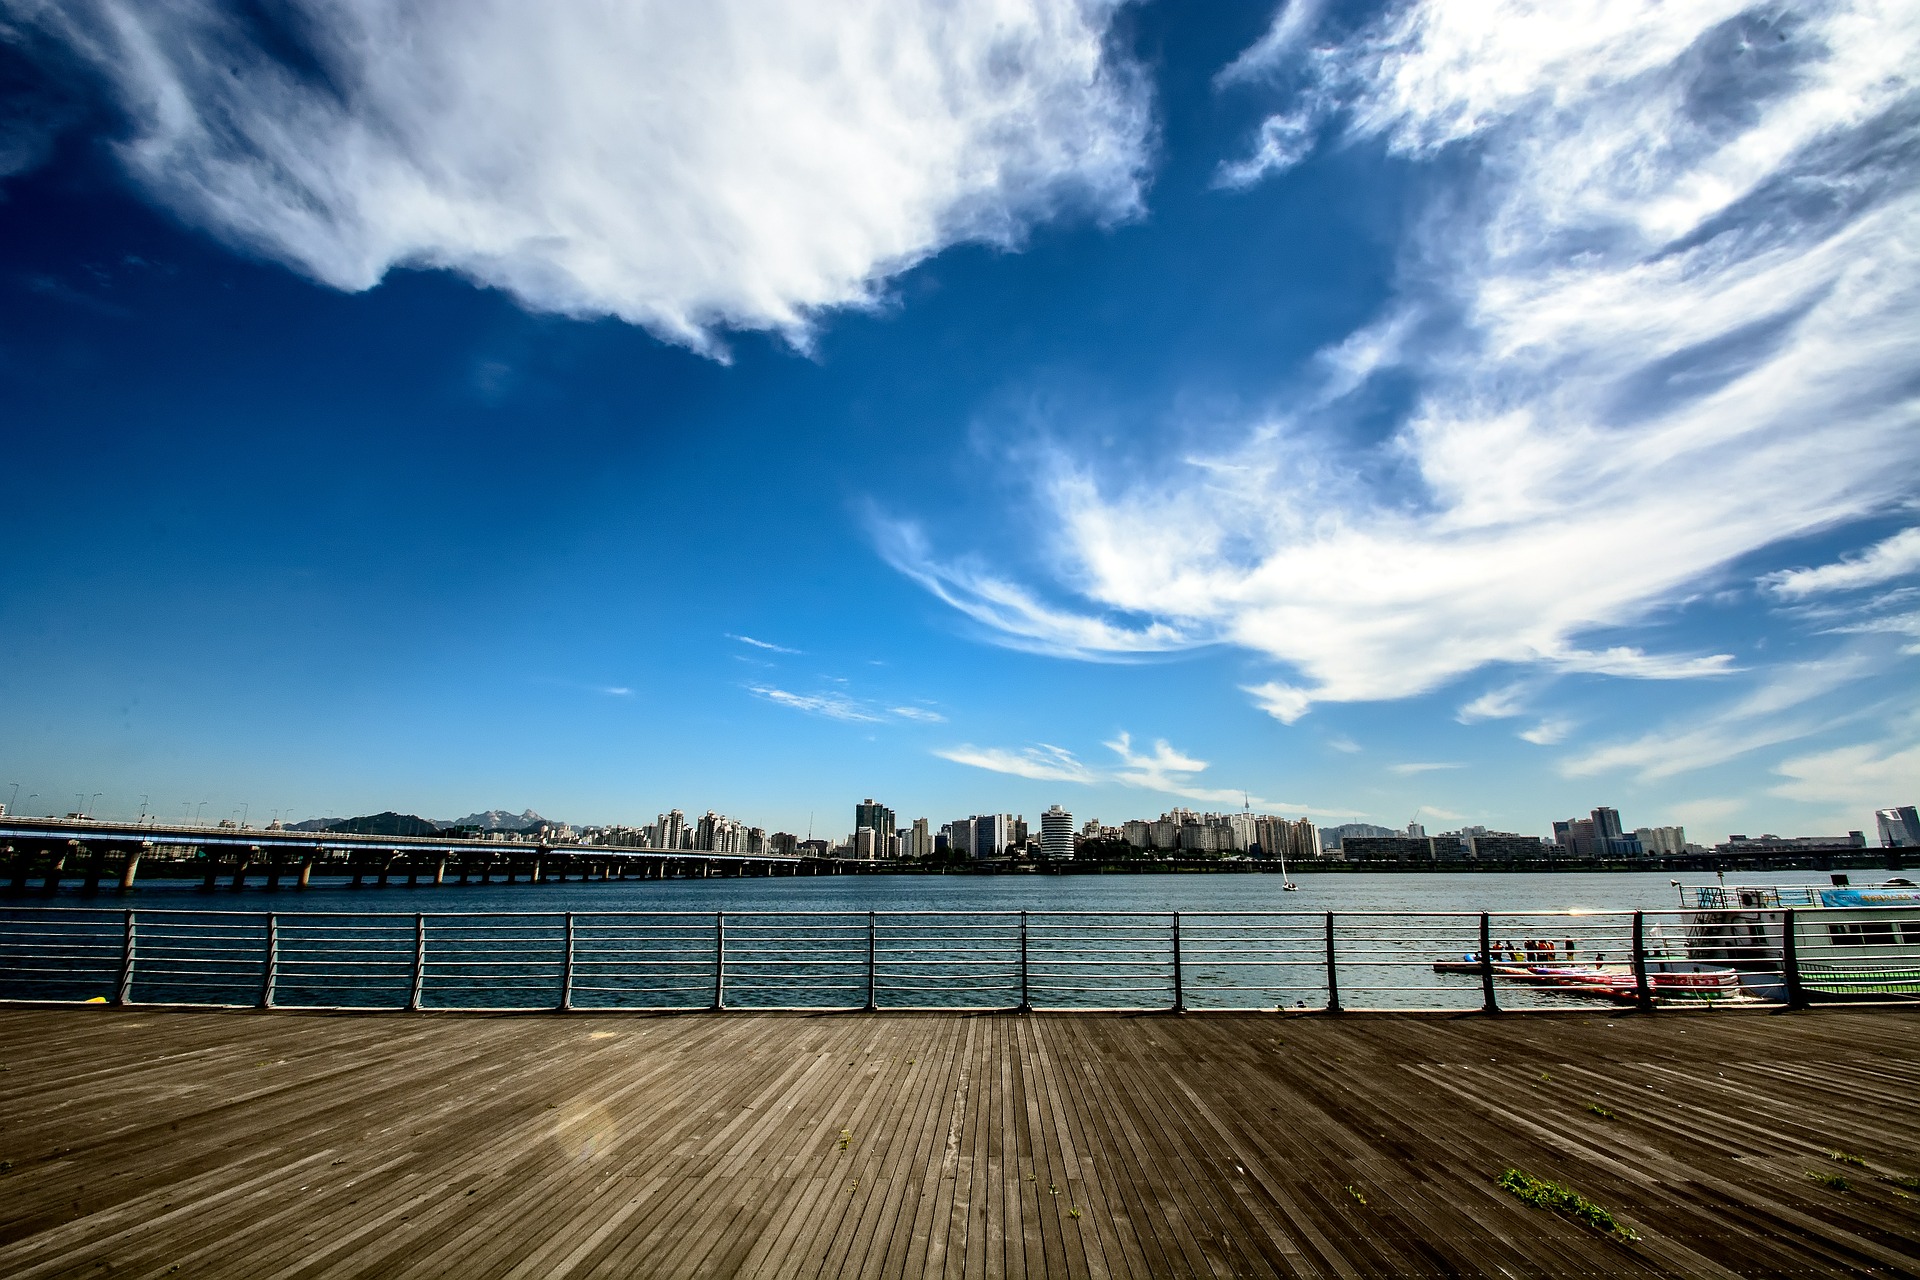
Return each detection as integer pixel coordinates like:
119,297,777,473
1761,528,1920,599
1771,722,1920,817
882,1,1920,728
934,743,1095,784
747,685,942,726
19,0,1149,355
937,732,1353,814
1388,761,1462,775
727,634,802,655
747,686,883,723
1560,653,1881,782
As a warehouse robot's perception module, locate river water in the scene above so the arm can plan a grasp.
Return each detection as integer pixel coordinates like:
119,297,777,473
13,864,1884,913
5,867,1901,1012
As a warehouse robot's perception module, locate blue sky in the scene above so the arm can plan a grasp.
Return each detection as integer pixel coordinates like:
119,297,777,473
1,0,1916,843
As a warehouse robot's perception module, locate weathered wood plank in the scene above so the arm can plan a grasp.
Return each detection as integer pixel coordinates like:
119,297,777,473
0,1007,1917,1278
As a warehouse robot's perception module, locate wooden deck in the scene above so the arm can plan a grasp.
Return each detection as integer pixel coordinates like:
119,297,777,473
0,1008,1916,1278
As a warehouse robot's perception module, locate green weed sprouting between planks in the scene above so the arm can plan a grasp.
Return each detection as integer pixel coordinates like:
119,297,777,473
1497,1168,1639,1240
1827,1150,1867,1168
1587,1103,1616,1120
1345,1184,1367,1206
1807,1171,1851,1192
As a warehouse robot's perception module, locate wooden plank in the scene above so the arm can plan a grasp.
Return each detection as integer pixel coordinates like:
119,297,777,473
0,1008,1918,1278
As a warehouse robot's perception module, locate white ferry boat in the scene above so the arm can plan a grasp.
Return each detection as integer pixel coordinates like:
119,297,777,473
1679,876,1920,1001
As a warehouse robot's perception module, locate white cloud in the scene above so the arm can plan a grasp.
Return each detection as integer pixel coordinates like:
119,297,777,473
1327,734,1362,753
26,0,1148,353
1388,761,1462,775
935,730,1348,813
728,634,801,655
747,685,883,723
1771,732,1920,816
934,743,1096,784
1216,0,1328,88
889,0,1920,724
1518,718,1572,746
747,684,942,725
1560,654,1879,781
1761,528,1920,599
872,516,1198,659
1457,684,1526,722
1242,680,1313,724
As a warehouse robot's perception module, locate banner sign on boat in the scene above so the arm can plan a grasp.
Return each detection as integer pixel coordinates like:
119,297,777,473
1818,888,1920,908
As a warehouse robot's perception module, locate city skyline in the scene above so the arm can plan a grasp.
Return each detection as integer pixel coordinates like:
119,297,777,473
2,4,1917,846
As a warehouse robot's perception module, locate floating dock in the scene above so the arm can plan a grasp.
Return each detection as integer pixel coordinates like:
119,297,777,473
1,1007,1917,1276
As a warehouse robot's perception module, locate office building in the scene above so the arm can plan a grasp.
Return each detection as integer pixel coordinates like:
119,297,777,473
973,813,1011,858
1040,805,1074,861
854,799,896,850
1878,806,1919,848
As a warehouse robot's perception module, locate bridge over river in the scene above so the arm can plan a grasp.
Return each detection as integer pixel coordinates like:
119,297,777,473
0,815,811,892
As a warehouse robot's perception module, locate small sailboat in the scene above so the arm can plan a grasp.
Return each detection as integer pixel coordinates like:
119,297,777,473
1250,793,1298,890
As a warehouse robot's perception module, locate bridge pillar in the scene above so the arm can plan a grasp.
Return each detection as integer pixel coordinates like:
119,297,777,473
42,845,69,895
232,847,256,890
81,846,102,894
7,845,24,893
376,860,391,888
264,856,281,891
530,858,542,883
350,862,364,888
297,858,314,889
201,849,220,891
120,846,145,891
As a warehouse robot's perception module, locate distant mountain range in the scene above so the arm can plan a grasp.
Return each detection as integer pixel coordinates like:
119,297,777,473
448,809,547,832
287,808,554,836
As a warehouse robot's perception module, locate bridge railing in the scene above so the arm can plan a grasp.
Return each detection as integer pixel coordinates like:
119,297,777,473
0,906,1913,1011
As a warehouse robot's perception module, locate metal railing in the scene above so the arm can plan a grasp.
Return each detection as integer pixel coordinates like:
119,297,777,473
1,906,1915,1011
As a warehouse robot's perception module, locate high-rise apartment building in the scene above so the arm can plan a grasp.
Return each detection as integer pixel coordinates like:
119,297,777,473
654,809,687,851
1040,805,1074,861
1634,825,1687,856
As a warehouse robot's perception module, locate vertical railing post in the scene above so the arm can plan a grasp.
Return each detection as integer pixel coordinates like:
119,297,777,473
1171,911,1184,1012
407,913,426,1011
1781,907,1806,1009
1479,912,1499,1014
865,911,877,1011
560,911,576,1011
1631,911,1654,1012
713,911,726,1010
1324,912,1342,1013
115,909,136,1006
258,913,278,1009
1019,911,1030,1012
